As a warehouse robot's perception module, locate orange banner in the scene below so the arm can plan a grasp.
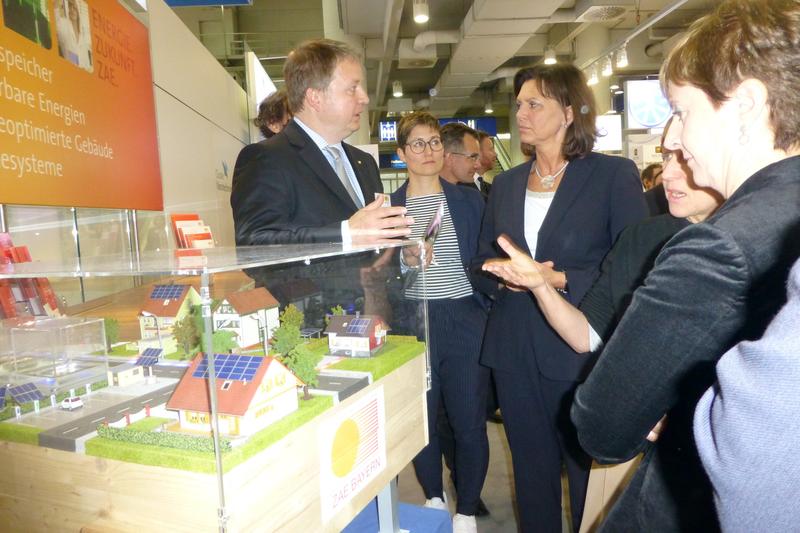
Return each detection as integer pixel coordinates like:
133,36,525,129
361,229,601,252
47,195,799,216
0,0,162,210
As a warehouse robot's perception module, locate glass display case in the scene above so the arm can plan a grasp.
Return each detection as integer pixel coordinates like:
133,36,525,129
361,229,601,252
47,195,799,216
0,242,430,532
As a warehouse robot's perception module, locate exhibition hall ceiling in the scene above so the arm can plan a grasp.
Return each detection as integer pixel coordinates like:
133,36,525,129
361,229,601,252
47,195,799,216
172,0,718,128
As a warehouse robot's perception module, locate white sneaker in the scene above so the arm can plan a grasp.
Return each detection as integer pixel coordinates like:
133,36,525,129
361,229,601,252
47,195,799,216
424,496,448,512
453,513,478,533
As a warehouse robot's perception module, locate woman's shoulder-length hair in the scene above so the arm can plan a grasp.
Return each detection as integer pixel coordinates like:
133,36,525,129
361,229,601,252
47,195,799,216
514,63,598,160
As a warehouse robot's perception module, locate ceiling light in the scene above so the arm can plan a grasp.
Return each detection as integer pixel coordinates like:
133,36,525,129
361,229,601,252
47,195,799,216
392,80,403,98
543,46,557,65
413,0,429,24
484,91,494,114
614,90,624,95
601,56,613,77
587,65,598,86
616,45,629,68
610,84,620,90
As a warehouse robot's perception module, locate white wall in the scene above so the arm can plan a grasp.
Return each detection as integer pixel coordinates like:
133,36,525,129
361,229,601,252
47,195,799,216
146,0,250,246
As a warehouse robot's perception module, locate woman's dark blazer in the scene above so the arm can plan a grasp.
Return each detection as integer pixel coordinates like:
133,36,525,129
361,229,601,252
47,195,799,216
474,152,647,382
572,155,800,532
391,178,490,306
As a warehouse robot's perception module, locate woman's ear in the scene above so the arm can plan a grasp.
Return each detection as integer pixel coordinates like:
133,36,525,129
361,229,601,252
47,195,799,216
733,78,770,128
396,147,406,163
564,105,574,128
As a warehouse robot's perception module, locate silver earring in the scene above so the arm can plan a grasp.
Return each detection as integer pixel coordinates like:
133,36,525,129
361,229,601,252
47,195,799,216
739,125,750,145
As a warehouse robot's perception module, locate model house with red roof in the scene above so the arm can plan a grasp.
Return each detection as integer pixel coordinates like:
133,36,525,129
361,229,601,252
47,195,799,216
138,284,201,354
213,288,279,350
166,353,300,437
325,314,389,358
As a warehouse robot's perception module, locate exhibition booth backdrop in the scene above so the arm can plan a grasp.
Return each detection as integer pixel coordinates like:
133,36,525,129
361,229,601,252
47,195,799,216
1,0,250,306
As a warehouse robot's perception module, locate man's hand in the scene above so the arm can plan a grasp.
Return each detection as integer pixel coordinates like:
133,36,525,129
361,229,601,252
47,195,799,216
349,197,414,245
482,234,549,291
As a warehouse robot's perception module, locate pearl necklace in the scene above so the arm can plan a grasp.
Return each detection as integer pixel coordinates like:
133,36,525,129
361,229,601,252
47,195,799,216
534,160,569,189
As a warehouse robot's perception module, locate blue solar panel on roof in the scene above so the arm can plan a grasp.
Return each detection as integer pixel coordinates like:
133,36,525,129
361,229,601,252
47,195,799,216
345,317,369,335
142,347,163,358
191,354,262,381
9,382,44,404
0,386,6,410
150,285,186,300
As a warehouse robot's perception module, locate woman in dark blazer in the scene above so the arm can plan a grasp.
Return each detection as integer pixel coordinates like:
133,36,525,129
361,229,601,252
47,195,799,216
473,64,646,532
390,112,489,533
572,2,800,530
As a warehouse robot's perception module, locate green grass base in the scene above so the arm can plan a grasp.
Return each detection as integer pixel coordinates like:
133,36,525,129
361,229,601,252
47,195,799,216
0,423,41,445
85,395,332,474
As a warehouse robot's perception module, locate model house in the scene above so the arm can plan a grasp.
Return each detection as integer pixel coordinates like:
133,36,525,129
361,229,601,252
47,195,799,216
325,314,389,358
214,288,279,350
138,284,201,354
166,353,300,437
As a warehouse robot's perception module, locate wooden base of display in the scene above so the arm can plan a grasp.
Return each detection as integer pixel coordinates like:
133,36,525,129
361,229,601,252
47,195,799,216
0,352,428,532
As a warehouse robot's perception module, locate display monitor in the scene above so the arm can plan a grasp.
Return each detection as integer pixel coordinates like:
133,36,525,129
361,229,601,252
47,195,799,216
625,79,672,130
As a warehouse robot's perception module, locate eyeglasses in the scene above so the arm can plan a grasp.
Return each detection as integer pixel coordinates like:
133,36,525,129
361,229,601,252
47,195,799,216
450,152,480,162
407,138,444,154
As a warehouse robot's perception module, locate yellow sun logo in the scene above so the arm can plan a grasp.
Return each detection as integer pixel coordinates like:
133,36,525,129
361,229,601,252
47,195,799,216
331,418,360,477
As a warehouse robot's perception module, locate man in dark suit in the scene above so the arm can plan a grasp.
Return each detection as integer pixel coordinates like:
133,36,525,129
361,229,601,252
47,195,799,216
231,39,412,247
440,123,482,190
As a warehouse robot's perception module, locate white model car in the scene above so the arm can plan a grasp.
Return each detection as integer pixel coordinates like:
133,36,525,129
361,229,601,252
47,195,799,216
61,396,84,410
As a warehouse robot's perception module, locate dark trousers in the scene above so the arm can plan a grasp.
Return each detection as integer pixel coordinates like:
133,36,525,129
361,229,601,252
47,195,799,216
494,368,592,533
412,297,489,516
439,368,498,489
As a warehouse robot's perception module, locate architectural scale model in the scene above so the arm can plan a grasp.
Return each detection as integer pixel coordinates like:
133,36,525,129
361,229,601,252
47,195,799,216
138,284,201,354
325,314,389,358
166,353,301,437
213,287,279,350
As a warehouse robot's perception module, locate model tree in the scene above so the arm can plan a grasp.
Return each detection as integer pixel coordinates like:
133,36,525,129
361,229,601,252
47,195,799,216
272,323,302,356
173,314,200,356
283,343,323,400
198,330,238,354
272,303,320,400
104,318,119,351
279,304,304,330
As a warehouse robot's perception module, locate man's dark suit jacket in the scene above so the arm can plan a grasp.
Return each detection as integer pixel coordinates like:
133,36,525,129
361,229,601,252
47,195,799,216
474,152,647,382
459,177,492,201
573,155,800,532
231,120,383,245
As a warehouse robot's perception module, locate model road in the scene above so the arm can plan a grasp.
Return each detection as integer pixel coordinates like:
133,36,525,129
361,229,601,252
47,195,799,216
38,382,177,452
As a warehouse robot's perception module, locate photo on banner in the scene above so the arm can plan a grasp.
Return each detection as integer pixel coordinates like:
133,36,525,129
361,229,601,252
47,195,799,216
2,0,52,49
54,0,93,72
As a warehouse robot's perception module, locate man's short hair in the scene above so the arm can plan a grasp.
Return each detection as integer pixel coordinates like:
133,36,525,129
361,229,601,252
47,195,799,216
475,129,490,143
440,122,478,154
283,39,361,114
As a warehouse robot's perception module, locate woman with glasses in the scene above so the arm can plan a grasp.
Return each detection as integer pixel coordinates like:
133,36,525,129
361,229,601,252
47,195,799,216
390,111,490,533
473,63,646,532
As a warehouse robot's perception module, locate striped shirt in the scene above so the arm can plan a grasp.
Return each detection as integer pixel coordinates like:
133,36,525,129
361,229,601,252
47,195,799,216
404,192,473,300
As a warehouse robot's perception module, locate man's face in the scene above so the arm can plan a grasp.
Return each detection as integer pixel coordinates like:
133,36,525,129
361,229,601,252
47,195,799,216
445,134,481,184
479,137,497,173
316,58,370,143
